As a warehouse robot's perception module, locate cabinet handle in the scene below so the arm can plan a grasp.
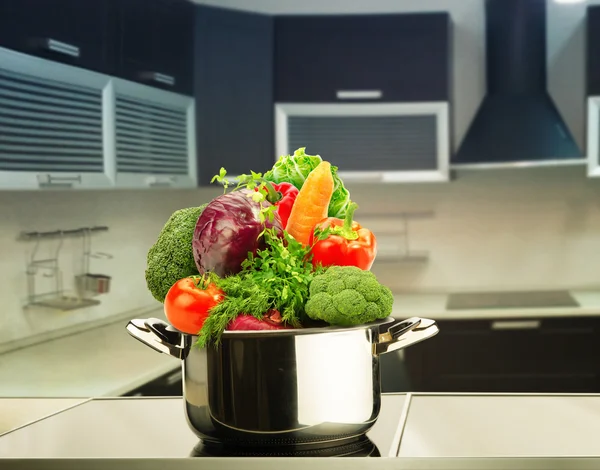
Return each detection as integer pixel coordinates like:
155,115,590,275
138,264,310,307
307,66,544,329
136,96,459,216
140,72,176,87
336,172,384,182
146,176,175,187
491,320,541,330
37,173,81,188
41,39,81,58
336,90,382,100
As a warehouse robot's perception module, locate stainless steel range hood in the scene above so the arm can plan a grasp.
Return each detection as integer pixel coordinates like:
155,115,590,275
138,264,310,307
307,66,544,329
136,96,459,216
454,0,582,164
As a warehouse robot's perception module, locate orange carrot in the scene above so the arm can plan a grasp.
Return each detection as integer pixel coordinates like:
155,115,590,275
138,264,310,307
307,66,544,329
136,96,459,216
285,161,334,245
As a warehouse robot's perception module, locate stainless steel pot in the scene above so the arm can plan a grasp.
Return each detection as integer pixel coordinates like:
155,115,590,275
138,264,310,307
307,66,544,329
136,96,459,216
126,316,438,447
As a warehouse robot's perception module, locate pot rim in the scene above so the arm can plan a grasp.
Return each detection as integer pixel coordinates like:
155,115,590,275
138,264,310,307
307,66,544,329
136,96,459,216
187,316,397,339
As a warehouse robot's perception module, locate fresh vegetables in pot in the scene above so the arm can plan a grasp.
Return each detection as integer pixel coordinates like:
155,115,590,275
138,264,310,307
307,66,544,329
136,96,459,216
143,147,394,348
254,181,298,228
304,266,393,327
309,202,377,271
145,204,207,302
192,189,283,278
227,309,293,331
264,147,351,219
197,228,319,347
285,160,334,246
164,275,224,335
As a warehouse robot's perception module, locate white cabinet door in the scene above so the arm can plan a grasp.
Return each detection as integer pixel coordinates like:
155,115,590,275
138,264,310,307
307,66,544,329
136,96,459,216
0,47,113,189
587,96,600,178
111,78,196,189
275,102,450,183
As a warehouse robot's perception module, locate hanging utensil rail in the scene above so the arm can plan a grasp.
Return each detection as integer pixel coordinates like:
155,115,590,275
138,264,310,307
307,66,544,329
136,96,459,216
19,226,108,240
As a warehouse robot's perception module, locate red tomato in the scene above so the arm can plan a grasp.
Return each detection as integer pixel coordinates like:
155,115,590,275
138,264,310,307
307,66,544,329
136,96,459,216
164,277,224,335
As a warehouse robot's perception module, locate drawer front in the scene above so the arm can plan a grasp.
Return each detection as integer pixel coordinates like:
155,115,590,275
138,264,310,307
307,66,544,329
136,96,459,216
0,0,115,74
405,318,600,393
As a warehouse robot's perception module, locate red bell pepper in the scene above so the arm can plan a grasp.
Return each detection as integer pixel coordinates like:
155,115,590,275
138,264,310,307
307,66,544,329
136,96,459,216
308,202,377,270
260,181,298,228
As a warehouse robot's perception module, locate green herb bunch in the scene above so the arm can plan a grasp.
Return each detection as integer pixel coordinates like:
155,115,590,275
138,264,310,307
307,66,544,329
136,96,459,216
211,167,278,226
196,228,323,348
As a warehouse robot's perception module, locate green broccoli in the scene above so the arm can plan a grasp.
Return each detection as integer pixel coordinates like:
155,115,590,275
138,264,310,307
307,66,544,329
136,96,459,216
305,266,394,326
145,204,207,302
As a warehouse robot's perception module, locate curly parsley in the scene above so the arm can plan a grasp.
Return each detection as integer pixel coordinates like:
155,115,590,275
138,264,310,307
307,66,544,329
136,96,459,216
196,228,323,348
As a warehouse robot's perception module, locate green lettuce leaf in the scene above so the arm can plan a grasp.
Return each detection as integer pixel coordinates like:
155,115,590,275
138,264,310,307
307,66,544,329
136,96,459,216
263,148,351,218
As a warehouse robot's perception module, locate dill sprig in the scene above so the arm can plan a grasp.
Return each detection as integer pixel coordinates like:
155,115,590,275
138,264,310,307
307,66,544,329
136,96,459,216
195,229,322,348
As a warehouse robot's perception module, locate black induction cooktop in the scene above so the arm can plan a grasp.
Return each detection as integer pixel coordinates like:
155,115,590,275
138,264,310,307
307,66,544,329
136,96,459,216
191,435,381,457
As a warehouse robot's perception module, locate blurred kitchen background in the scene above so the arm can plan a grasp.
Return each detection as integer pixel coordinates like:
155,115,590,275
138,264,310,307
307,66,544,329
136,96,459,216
1,0,600,398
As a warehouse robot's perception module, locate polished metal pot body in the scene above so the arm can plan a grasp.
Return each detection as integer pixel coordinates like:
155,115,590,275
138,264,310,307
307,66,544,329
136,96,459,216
184,325,382,445
127,316,438,446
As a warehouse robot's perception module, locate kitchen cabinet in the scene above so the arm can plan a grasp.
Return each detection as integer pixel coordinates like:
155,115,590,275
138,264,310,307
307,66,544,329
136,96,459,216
0,47,196,190
194,6,275,185
0,0,116,74
586,6,600,177
0,47,114,189
587,6,600,96
404,317,600,393
275,13,451,103
274,12,451,183
0,0,194,95
112,78,197,188
116,0,194,96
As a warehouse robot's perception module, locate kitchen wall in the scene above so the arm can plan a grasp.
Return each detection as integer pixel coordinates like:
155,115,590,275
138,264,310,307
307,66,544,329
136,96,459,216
194,0,597,153
0,187,221,349
360,166,600,293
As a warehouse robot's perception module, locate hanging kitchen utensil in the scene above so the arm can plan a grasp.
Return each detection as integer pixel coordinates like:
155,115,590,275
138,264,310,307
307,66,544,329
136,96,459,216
25,231,65,307
75,228,111,298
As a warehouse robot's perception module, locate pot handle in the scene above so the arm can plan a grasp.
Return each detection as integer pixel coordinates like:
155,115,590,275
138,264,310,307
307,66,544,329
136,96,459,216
373,317,439,356
126,318,187,360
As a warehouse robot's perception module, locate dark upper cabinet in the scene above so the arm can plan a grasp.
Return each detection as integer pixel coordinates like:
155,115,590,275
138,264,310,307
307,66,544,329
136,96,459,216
0,0,116,74
587,6,600,95
116,0,194,95
275,13,451,103
195,6,275,185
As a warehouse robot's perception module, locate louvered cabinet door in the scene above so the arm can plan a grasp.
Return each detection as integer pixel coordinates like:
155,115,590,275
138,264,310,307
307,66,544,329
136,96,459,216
0,47,113,189
111,78,196,188
275,102,450,182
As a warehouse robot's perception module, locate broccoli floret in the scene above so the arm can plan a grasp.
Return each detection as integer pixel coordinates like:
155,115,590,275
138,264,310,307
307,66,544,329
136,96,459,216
145,204,207,302
305,266,394,326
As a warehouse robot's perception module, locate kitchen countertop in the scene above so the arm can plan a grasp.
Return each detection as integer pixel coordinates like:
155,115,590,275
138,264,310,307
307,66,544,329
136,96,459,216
0,398,86,434
399,393,600,457
0,308,179,398
1,393,600,469
391,289,600,320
